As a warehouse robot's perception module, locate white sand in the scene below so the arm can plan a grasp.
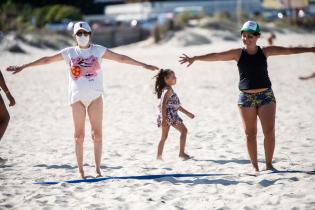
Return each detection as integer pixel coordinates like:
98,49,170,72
0,30,315,210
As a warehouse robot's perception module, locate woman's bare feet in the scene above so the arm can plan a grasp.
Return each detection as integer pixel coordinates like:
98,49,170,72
265,164,277,172
79,169,85,179
252,164,259,172
179,153,192,160
96,169,102,178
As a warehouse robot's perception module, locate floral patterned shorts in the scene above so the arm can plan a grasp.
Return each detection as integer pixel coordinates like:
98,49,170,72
157,108,183,127
238,88,276,108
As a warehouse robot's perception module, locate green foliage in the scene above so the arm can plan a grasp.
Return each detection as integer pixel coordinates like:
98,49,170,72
212,11,231,21
0,0,103,15
0,1,82,31
175,9,206,29
0,1,33,31
175,11,192,29
35,4,82,27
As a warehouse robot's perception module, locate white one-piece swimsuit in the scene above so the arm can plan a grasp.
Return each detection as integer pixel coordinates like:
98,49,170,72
60,44,107,107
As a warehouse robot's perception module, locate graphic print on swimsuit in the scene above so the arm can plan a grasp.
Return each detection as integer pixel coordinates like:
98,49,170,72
69,55,100,80
157,91,182,127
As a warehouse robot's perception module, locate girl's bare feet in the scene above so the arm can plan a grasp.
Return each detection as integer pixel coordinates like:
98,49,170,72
179,153,192,160
157,155,163,161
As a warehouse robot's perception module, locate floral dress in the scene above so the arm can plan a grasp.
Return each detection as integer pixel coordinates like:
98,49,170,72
157,88,183,127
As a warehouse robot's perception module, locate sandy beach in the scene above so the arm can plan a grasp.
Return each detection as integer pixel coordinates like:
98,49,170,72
0,30,315,210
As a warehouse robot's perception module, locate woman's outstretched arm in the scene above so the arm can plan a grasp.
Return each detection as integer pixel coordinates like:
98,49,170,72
179,49,241,67
102,49,159,71
0,70,15,106
6,53,63,74
0,70,10,92
263,46,315,57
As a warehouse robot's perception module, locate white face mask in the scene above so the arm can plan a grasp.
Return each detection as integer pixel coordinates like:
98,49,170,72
76,35,90,47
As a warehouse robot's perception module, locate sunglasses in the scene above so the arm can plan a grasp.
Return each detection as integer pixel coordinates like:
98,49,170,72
76,31,91,36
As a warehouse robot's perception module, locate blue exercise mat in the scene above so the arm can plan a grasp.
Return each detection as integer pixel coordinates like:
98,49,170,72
33,173,228,185
33,170,315,185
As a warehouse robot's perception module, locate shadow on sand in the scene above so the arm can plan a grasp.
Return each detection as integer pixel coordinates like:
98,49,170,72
33,164,77,169
33,164,123,170
191,159,259,165
270,169,315,175
155,177,247,186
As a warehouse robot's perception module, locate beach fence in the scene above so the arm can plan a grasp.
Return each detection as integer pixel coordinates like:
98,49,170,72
85,0,263,47
84,14,149,47
91,25,147,48
104,0,263,17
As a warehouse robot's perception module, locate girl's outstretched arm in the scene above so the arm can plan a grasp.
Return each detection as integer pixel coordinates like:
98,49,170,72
178,106,194,119
6,53,63,74
179,49,241,67
0,70,15,106
102,49,159,71
263,46,315,57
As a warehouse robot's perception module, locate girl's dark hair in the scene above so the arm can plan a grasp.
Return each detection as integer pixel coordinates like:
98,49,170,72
154,69,174,99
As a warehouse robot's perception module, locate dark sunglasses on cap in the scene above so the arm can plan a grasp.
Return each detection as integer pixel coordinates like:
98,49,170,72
76,31,91,36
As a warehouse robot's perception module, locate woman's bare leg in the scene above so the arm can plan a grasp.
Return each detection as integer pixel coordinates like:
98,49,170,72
0,95,10,140
239,107,259,171
0,95,10,165
87,96,103,177
258,103,276,170
173,123,190,160
157,125,170,160
71,101,86,179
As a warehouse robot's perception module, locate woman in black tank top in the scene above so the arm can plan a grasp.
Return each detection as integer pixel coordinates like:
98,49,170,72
179,21,315,172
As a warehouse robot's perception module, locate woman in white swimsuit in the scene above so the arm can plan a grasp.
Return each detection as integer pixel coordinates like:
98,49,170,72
7,21,159,179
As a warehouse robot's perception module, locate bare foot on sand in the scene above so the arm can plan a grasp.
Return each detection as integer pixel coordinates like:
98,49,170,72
79,169,85,179
253,165,260,172
96,169,102,178
265,164,278,172
179,153,193,161
157,155,163,161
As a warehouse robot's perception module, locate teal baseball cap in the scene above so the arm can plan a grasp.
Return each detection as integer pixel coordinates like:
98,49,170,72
241,21,261,35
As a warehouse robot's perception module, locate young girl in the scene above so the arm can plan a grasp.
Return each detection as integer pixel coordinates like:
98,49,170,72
0,70,16,165
179,20,315,171
6,21,158,178
154,69,194,160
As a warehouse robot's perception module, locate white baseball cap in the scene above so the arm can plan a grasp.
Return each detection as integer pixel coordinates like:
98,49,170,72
73,21,92,35
241,21,260,35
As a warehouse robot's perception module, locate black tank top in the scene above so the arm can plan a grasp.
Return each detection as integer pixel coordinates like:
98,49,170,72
237,46,271,90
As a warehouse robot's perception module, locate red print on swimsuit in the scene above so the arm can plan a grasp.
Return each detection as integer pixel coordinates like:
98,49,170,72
70,55,100,80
